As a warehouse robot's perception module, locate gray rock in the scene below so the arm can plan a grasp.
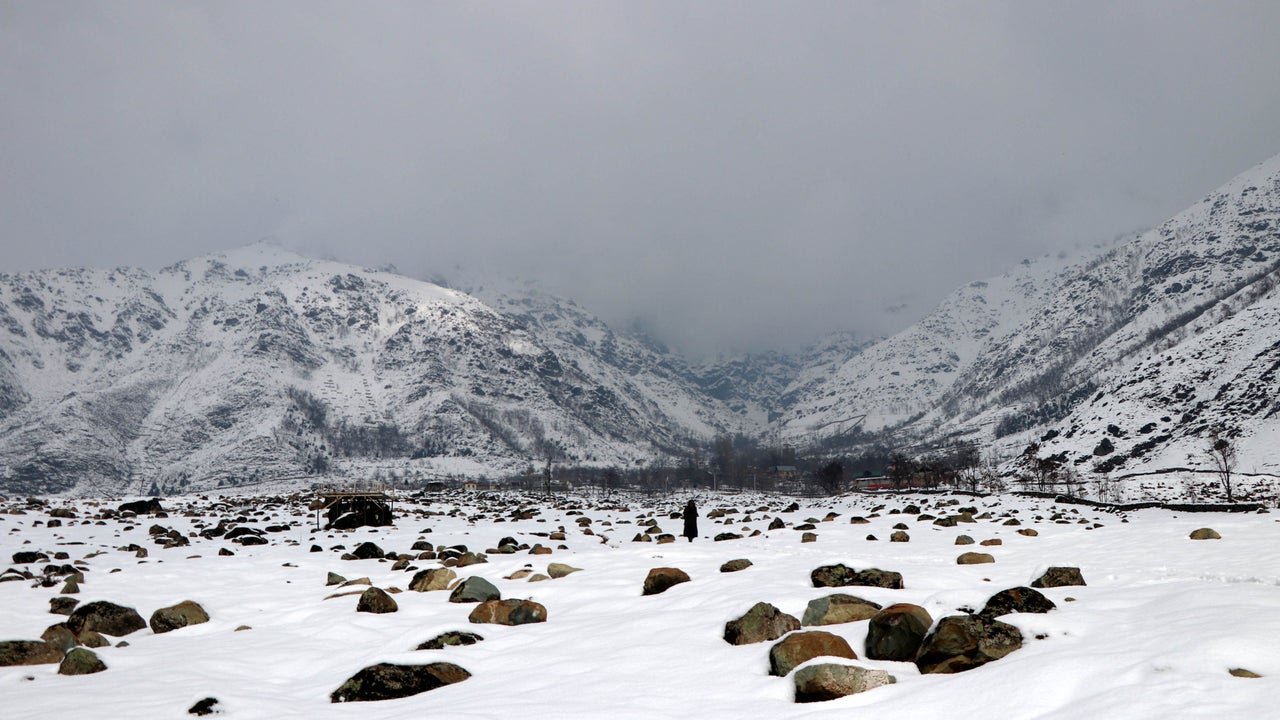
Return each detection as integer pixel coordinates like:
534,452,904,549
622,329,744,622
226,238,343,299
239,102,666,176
865,604,933,661
794,663,895,703
356,587,399,614
449,577,500,604
150,600,210,633
58,647,106,675
1030,566,1086,588
331,662,470,702
915,615,1023,674
66,601,145,637
724,602,800,645
802,594,882,626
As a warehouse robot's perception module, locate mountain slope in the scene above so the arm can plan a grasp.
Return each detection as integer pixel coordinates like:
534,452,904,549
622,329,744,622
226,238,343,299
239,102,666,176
0,246,739,495
781,152,1280,479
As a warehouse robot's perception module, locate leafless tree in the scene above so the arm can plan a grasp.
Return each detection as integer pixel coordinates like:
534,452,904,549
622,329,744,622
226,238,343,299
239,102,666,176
1205,428,1238,503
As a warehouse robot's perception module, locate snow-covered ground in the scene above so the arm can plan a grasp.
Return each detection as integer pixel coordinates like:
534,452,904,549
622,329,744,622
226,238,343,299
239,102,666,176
2,489,1276,719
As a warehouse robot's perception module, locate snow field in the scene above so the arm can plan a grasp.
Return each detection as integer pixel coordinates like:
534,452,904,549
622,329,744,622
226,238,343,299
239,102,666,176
1,491,1277,719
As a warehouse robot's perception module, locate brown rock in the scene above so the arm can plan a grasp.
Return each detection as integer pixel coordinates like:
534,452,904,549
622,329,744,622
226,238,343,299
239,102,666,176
642,567,691,596
467,599,547,626
769,631,856,676
865,603,933,661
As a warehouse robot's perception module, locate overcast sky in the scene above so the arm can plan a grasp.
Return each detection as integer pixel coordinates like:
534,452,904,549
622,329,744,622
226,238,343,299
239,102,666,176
3,2,1280,356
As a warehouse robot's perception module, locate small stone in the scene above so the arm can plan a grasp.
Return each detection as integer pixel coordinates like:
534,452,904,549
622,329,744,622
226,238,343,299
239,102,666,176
1229,668,1261,678
50,597,80,616
720,559,752,573
1189,528,1221,540
890,531,910,542
957,552,995,565
326,572,347,586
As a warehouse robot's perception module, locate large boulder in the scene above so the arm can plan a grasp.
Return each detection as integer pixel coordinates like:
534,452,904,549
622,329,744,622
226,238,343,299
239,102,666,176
449,577,500,604
350,542,387,560
118,499,163,515
409,567,456,592
810,565,903,589
802,594,882,627
1190,528,1221,540
642,567,691,596
0,640,64,666
769,631,856,677
331,662,470,702
57,648,106,675
794,663,895,703
66,601,146,637
150,600,210,633
723,603,800,645
978,587,1055,619
720,559,752,573
956,552,995,565
1030,567,1086,588
468,599,547,626
356,588,399,614
865,604,933,661
915,615,1023,674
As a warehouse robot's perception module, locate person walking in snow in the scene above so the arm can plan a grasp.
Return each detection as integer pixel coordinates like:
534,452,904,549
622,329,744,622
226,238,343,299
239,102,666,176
683,499,699,542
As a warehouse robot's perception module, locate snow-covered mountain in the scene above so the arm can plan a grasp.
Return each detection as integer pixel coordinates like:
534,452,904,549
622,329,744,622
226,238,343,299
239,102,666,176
0,246,742,495
4,152,1280,495
780,152,1280,477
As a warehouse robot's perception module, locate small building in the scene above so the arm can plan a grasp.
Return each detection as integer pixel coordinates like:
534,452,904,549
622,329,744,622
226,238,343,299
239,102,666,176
463,480,478,493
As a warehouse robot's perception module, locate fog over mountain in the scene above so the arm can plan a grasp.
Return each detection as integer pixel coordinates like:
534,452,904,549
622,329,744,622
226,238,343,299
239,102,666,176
4,3,1280,355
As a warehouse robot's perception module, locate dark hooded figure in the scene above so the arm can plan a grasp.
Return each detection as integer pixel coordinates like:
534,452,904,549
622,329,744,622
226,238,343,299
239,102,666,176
682,499,698,542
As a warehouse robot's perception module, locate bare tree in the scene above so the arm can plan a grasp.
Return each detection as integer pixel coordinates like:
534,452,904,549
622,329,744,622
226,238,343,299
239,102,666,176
1205,428,1238,503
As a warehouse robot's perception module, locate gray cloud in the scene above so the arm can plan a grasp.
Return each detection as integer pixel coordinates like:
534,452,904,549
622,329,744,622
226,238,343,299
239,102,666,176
3,1,1280,355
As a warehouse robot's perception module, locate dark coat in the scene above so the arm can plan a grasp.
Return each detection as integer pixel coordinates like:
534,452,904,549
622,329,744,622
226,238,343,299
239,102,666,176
682,500,698,540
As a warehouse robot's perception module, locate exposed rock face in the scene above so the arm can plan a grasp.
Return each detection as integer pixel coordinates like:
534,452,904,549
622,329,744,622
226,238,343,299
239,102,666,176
149,600,211,633
723,603,800,645
416,631,483,650
1030,566,1086,588
356,587,399,614
915,615,1023,674
0,640,64,666
330,662,470,702
467,599,547,626
642,567,691,596
801,594,882,627
865,604,933,662
57,647,106,675
409,567,456,592
1189,528,1221,540
449,577,500,604
768,631,856,677
810,565,903,589
66,601,146,637
794,663,895,703
978,587,1056,619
